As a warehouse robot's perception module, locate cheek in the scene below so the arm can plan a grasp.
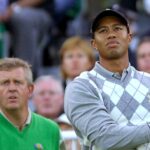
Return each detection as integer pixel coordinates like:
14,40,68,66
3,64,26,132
35,96,42,102
37,100,45,109
121,33,131,44
62,60,72,69
62,64,71,74
19,86,28,93
33,95,43,105
0,89,4,96
94,38,104,48
79,59,91,68
53,99,63,108
137,59,146,69
62,60,75,74
22,89,31,98
0,89,9,103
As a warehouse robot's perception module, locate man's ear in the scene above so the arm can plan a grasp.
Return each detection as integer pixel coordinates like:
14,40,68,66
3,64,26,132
128,33,132,43
91,39,97,50
28,84,34,98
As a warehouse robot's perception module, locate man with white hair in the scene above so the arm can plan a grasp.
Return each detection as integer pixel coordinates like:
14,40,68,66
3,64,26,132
33,75,64,120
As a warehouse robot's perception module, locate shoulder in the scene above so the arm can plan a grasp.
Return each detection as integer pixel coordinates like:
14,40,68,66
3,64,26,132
32,112,59,129
31,113,61,143
65,70,102,101
134,68,150,79
65,71,95,95
64,70,101,117
140,71,150,78
132,68,150,86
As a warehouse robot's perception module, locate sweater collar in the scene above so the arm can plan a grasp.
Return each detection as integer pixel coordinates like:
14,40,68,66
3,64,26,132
0,108,32,129
94,61,131,80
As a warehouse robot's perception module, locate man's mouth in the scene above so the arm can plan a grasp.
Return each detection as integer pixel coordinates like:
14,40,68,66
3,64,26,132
106,41,119,48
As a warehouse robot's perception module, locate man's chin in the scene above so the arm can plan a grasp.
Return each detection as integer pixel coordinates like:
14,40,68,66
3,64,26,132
6,105,20,111
107,52,125,60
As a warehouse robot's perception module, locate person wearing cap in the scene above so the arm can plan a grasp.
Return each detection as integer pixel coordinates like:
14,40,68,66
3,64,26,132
64,8,150,150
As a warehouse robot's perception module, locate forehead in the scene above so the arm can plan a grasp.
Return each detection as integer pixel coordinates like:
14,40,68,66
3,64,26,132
0,68,25,79
65,46,82,52
64,47,87,55
96,16,125,28
35,79,60,91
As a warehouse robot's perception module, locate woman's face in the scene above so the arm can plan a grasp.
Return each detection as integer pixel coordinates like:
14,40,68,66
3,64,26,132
62,47,92,79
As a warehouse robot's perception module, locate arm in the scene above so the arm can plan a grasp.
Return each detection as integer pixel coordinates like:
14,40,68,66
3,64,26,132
64,79,150,150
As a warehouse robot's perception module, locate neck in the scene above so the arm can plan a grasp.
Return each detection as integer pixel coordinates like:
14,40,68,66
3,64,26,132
2,108,29,130
99,56,129,74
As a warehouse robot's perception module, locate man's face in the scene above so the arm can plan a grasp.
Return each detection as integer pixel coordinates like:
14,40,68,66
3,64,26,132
91,16,131,60
33,80,63,119
62,47,91,79
137,41,150,73
0,68,33,112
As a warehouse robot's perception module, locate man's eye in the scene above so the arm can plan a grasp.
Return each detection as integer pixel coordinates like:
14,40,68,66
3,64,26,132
114,26,123,31
139,54,146,59
65,55,73,59
15,81,21,84
0,81,9,86
99,29,107,33
38,91,45,96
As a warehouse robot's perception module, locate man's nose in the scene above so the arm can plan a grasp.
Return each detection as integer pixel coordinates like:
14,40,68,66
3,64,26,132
8,83,17,91
43,92,51,99
107,29,116,39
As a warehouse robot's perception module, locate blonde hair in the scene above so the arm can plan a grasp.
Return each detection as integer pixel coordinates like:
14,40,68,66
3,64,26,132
0,58,33,84
60,36,95,79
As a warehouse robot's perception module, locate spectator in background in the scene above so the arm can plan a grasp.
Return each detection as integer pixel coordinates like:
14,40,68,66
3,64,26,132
32,75,80,150
136,37,150,73
53,0,81,37
60,36,95,89
32,75,64,121
0,0,53,77
143,0,150,15
0,58,65,150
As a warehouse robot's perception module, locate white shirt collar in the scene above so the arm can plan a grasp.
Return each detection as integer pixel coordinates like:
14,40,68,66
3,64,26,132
0,108,32,129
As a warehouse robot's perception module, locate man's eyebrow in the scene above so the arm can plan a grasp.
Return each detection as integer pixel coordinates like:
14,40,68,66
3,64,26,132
96,26,107,30
95,23,125,31
113,23,125,26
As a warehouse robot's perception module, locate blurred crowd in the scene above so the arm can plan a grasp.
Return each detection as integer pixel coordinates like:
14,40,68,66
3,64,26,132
1,0,150,149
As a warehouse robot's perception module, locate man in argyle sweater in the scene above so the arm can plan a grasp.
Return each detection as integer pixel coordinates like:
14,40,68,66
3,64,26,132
65,9,150,150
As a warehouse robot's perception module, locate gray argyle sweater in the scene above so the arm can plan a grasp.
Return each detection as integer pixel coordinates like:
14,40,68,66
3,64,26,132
64,62,150,150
